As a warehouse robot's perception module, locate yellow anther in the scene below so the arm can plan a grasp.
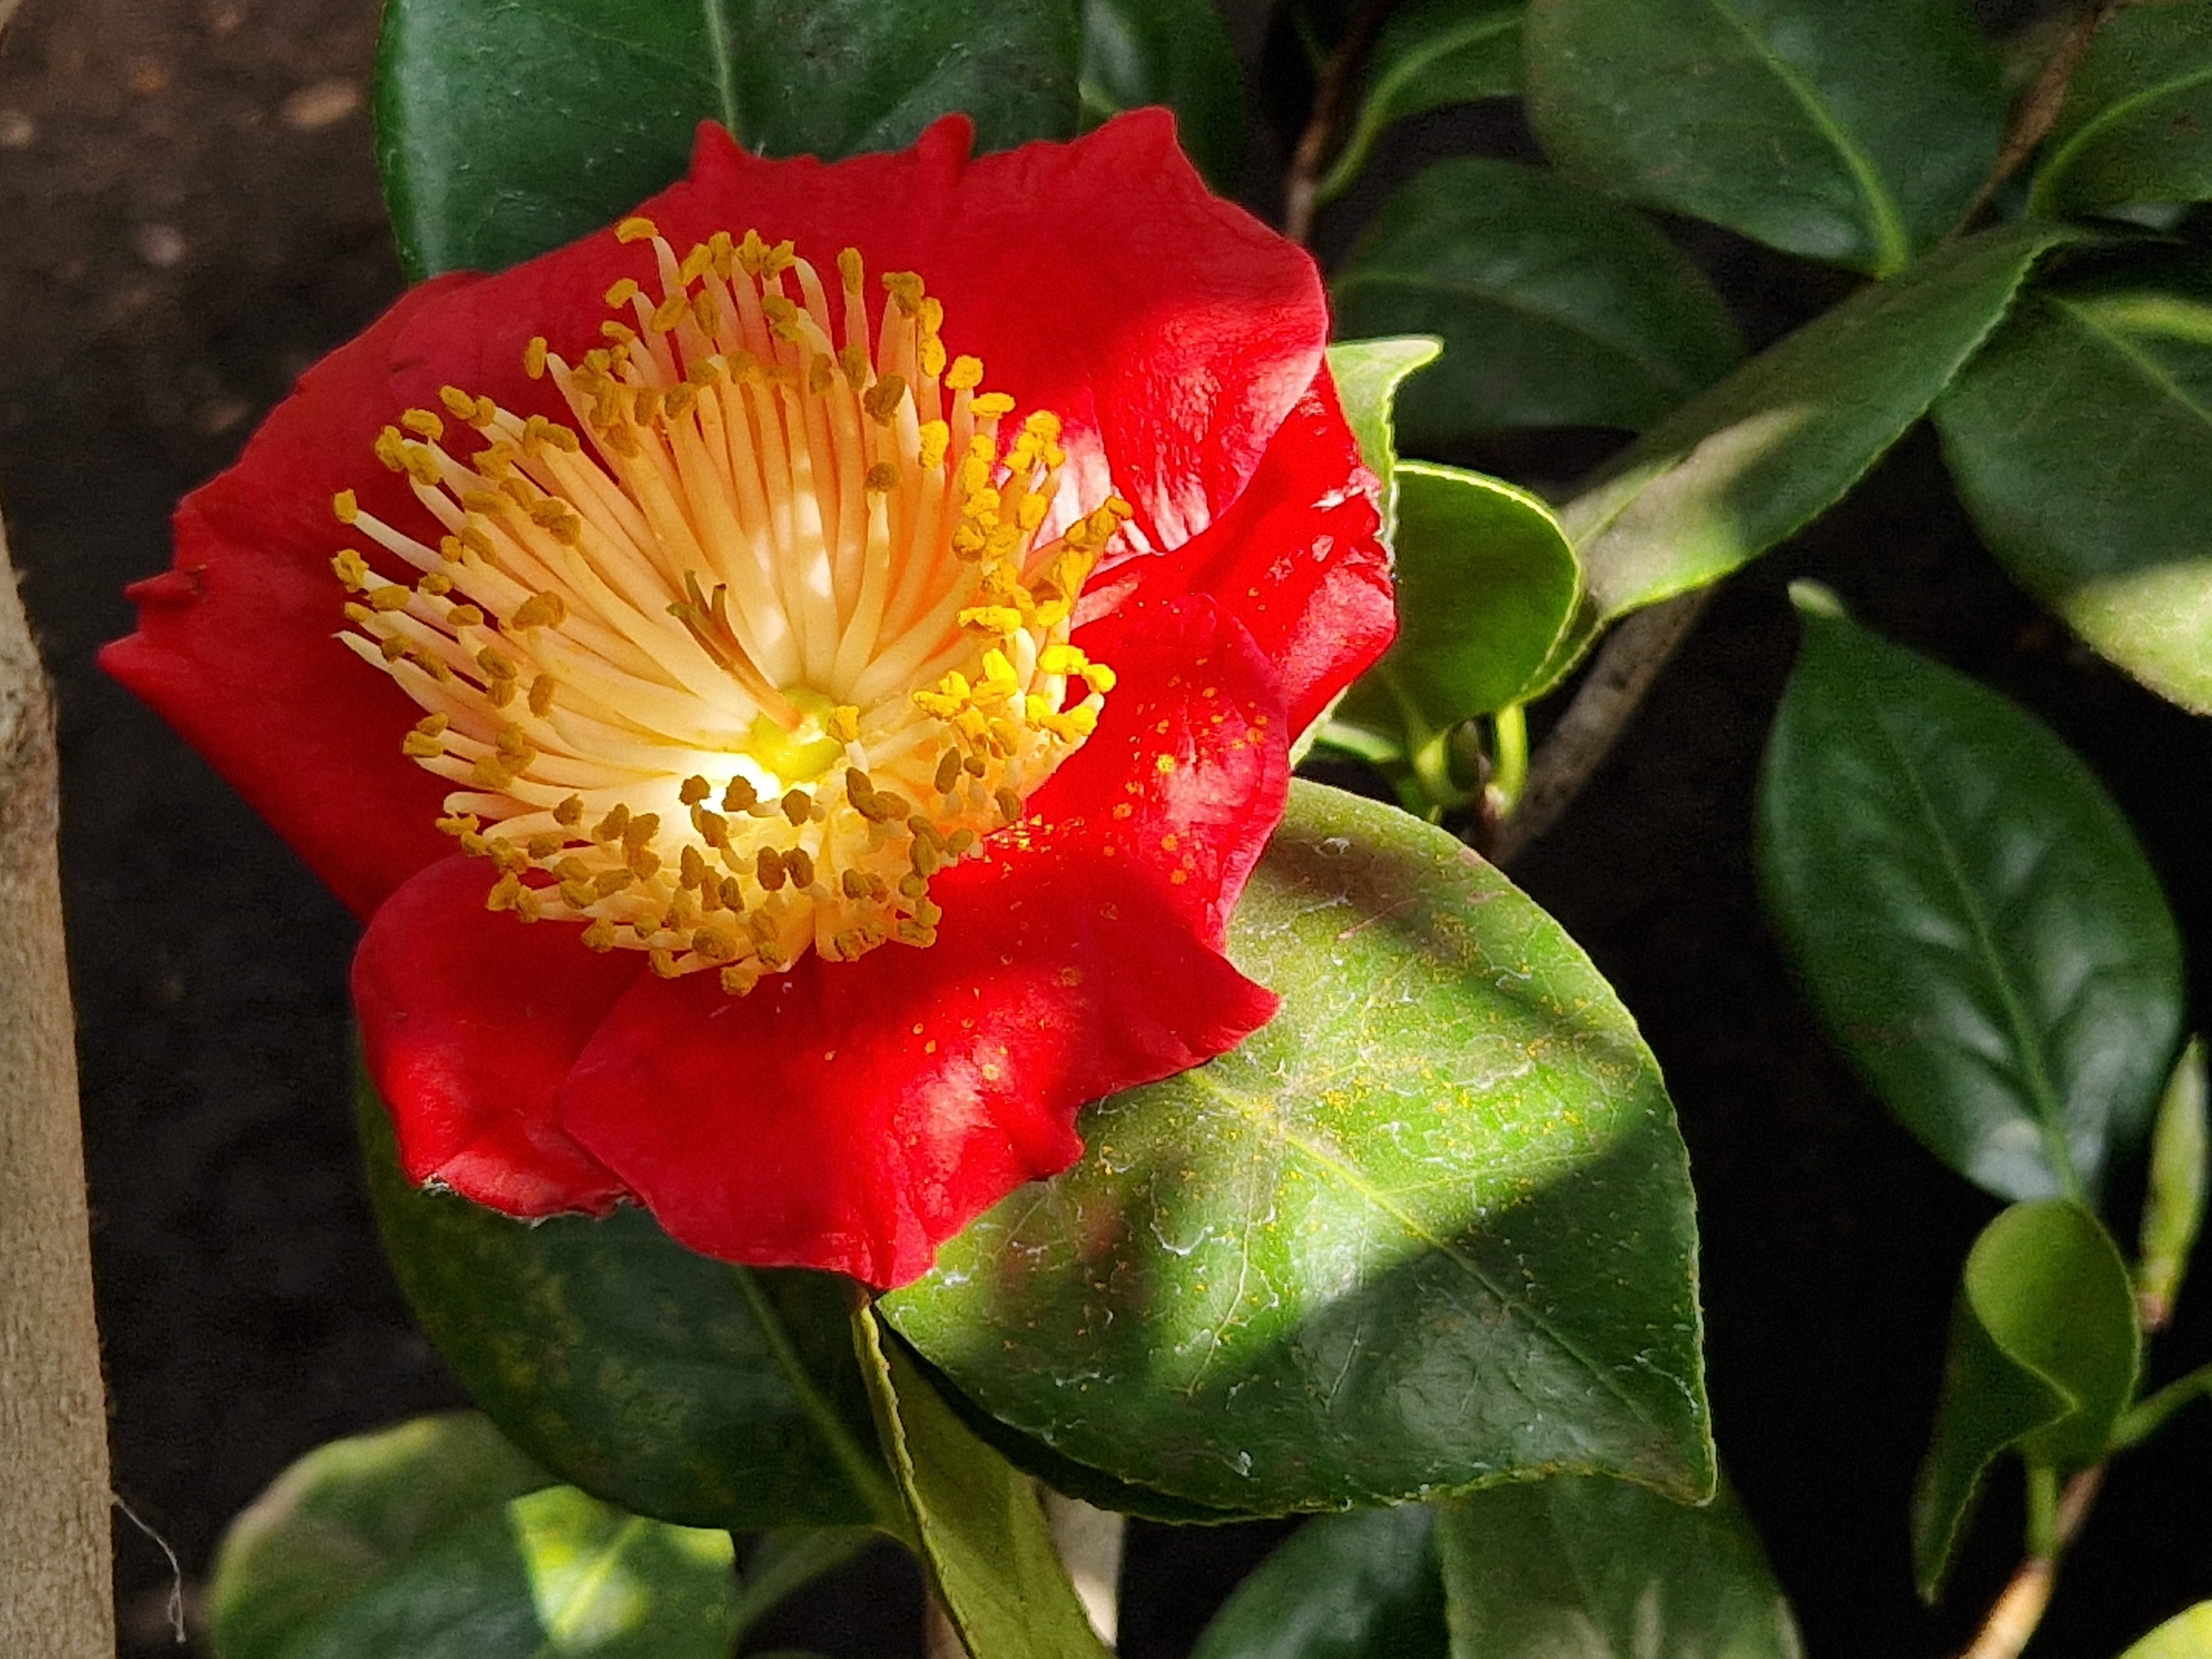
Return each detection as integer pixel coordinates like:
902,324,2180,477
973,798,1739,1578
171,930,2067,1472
524,336,548,379
525,833,564,860
784,847,816,888
959,605,1022,635
332,489,359,523
510,591,567,629
918,420,950,471
604,276,641,309
679,775,712,805
627,845,661,880
971,392,1015,418
680,845,708,888
883,272,925,316
933,749,963,794
691,804,728,845
471,756,514,790
946,355,984,391
528,675,557,717
401,409,445,440
369,585,410,613
756,847,786,890
838,343,869,387
622,811,660,851
864,462,899,493
862,375,907,424
1082,662,1118,693
920,335,947,379
330,549,370,589
439,385,477,418
649,948,680,978
615,215,658,243
594,869,634,898
723,776,758,813
807,354,836,395
837,247,863,289
760,294,800,340
827,705,859,743
677,242,713,285
553,796,583,827
401,729,443,758
995,787,1024,823
592,804,630,843
446,604,484,629
650,293,690,333
373,429,407,472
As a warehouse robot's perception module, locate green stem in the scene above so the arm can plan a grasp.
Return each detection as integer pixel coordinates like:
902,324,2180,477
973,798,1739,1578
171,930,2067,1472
2114,1361,2212,1449
732,1267,911,1539
2024,1460,2059,1558
1488,705,1528,812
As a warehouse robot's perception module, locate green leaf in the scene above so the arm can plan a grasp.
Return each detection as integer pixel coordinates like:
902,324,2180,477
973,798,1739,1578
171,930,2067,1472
1191,1507,1447,1659
1318,0,1524,204
1436,1476,1803,1659
1078,0,1245,191
1330,462,1579,768
376,0,1081,279
1912,1201,2141,1600
1563,222,2073,628
2120,1601,2212,1659
208,1413,742,1659
1326,336,1444,542
2032,3,2212,219
1523,0,2002,274
1756,598,2185,1206
1933,267,2212,714
852,1306,1112,1659
357,1077,900,1533
1332,159,1744,446
2138,1039,2208,1328
884,780,1712,1517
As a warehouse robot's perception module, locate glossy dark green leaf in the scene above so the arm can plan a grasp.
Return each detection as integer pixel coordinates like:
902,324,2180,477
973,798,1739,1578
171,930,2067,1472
1524,0,2002,273
1332,159,1743,445
1912,1201,2141,1599
1191,1507,1447,1659
1079,0,1245,190
1562,223,2072,628
208,1413,741,1659
377,0,1081,279
1326,336,1444,541
852,1307,1111,1659
1934,268,2212,714
2138,1040,2208,1328
1318,0,1524,204
2120,1601,2212,1659
1757,597,2185,1205
358,1078,900,1533
884,780,1711,1517
1328,462,1580,769
2032,3,2212,219
1437,1476,1803,1659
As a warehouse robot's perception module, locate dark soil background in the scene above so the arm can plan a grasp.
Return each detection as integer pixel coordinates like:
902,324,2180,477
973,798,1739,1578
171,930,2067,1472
1,0,2205,1653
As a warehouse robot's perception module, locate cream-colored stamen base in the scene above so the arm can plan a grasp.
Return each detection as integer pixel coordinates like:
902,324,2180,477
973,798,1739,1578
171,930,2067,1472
331,222,1124,992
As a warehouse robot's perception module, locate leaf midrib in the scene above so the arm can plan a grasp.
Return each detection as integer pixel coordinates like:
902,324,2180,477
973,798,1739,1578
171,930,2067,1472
1697,0,1911,273
2034,59,2212,212
1182,1066,1663,1428
2045,293,2212,442
1851,675,2084,1199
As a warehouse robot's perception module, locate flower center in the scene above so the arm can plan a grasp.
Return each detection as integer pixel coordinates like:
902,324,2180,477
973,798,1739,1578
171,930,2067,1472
328,221,1125,993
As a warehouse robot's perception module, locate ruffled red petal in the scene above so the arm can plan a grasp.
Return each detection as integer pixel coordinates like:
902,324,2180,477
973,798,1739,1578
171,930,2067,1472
545,597,1285,1286
354,853,641,1215
1091,367,1394,738
98,275,491,919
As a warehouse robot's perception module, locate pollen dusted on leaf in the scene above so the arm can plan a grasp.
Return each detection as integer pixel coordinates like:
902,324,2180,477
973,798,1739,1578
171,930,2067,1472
330,226,1126,990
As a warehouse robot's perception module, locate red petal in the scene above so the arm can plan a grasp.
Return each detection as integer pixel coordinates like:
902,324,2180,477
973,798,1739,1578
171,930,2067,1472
354,854,642,1215
1092,366,1395,737
100,275,491,919
559,839,1276,1289
558,596,1288,1287
1047,594,1291,941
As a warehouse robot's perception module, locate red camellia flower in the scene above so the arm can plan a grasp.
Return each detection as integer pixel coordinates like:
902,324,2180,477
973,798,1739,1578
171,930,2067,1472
102,110,1392,1287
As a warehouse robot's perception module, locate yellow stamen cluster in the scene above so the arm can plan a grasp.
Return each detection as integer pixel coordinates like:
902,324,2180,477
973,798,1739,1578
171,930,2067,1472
331,222,1124,992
